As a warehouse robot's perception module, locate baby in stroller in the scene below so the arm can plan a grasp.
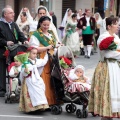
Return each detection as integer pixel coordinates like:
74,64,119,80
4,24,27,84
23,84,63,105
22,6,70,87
8,58,22,98
68,65,91,93
51,46,91,117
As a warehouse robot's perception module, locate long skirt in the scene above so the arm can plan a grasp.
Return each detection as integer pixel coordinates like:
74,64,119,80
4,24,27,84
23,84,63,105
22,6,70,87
19,79,49,113
40,51,56,105
65,32,80,56
88,61,120,118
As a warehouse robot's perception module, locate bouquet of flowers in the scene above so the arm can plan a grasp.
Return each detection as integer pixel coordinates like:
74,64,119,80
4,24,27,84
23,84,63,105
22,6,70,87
14,52,30,73
59,56,72,69
99,36,118,50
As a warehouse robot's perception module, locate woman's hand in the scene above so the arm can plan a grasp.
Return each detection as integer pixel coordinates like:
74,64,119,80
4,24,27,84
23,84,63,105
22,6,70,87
47,45,54,50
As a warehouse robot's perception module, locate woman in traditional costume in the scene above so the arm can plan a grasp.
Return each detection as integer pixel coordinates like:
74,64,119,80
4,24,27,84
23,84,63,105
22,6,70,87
16,7,33,25
88,17,120,120
62,13,80,57
29,6,60,43
29,16,56,106
58,8,72,40
16,8,33,39
94,12,102,49
19,47,49,112
16,12,30,38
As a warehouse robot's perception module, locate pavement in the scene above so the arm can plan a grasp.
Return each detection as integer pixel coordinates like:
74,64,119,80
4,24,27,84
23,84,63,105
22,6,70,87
0,52,118,120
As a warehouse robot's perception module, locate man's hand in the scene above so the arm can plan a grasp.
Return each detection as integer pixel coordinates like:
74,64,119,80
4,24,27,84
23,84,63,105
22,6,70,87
83,26,86,30
7,41,14,46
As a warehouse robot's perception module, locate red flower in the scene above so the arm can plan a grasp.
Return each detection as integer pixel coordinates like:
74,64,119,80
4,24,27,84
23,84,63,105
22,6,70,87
3,49,9,58
59,56,72,65
99,37,114,50
63,57,72,65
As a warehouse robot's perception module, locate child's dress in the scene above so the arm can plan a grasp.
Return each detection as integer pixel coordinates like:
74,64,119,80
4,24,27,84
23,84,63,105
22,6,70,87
68,69,91,93
19,53,49,112
9,63,21,94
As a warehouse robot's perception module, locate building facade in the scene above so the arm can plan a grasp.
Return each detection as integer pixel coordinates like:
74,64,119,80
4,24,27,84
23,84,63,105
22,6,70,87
0,0,120,27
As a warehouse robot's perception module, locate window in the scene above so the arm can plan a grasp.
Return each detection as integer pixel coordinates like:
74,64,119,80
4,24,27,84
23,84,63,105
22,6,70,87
39,0,52,11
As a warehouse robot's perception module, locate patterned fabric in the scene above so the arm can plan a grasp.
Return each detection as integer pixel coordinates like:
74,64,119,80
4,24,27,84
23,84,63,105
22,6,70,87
88,61,120,118
19,79,49,113
33,28,56,48
62,69,90,93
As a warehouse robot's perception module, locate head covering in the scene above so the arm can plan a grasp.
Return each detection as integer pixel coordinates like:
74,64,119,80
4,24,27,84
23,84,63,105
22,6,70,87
94,12,102,23
35,5,52,21
16,8,33,24
74,65,85,75
68,65,85,80
60,8,71,27
33,5,60,42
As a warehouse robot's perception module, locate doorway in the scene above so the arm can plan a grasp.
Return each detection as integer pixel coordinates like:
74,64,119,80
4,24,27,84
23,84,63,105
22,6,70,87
95,0,104,18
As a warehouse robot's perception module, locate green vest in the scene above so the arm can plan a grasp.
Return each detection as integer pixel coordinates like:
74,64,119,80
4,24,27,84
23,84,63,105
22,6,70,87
82,26,94,34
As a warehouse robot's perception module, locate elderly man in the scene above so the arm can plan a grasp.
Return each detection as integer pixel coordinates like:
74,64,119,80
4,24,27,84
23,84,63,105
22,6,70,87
0,6,28,96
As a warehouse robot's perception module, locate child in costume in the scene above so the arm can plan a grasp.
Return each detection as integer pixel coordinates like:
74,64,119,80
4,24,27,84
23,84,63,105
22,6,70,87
19,47,49,112
68,65,91,92
9,58,22,98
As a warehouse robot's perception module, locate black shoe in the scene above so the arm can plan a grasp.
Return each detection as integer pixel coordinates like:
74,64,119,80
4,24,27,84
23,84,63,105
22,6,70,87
87,56,90,59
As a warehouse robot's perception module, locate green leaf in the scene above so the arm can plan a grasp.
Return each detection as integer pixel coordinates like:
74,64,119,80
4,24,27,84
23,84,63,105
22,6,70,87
108,42,117,50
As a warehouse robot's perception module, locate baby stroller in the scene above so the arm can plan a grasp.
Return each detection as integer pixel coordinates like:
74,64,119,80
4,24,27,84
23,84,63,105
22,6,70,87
5,43,28,103
50,46,90,118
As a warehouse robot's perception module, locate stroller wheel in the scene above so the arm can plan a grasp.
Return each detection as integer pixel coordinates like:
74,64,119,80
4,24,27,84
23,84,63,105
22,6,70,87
83,109,88,118
71,104,77,113
65,104,72,113
58,106,62,114
66,104,77,113
76,109,83,118
51,105,60,115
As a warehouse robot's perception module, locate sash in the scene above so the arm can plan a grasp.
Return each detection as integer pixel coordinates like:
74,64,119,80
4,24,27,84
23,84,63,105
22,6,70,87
33,31,49,47
32,29,56,47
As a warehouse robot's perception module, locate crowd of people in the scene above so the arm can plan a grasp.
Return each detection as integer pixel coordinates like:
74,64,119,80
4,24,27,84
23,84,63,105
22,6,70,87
0,4,120,120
